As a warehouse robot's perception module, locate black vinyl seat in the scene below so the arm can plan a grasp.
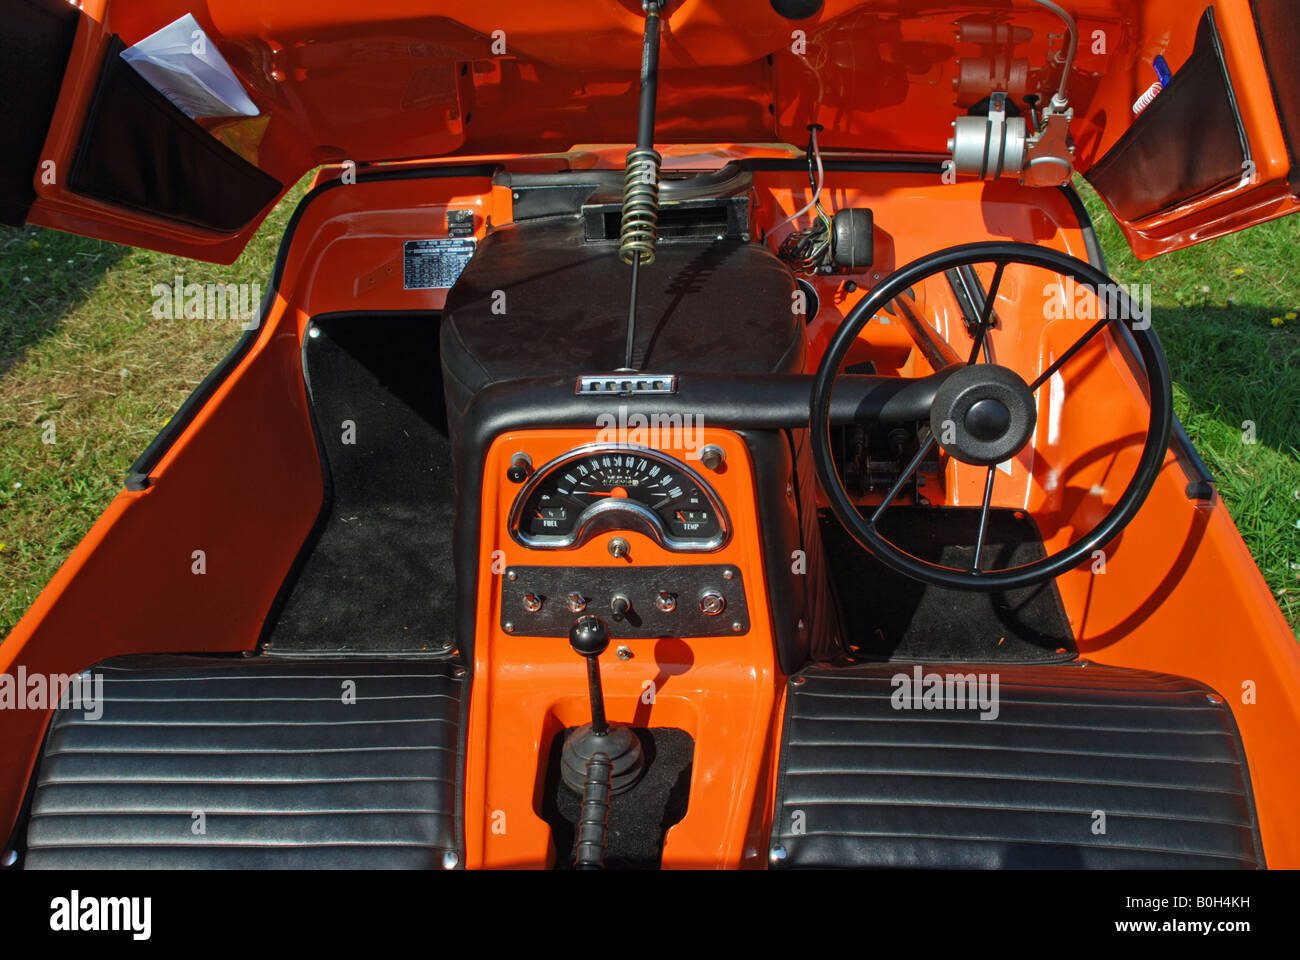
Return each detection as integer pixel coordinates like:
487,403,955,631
770,660,1265,869
24,656,465,869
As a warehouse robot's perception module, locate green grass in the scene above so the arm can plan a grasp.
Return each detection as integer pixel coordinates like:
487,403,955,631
1077,184,1300,631
0,179,309,636
0,178,1297,639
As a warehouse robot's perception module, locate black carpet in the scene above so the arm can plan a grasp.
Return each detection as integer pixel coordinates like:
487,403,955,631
819,507,1077,663
542,727,693,870
263,313,457,655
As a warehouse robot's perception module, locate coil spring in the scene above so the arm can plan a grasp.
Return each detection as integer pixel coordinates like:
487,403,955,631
619,147,661,266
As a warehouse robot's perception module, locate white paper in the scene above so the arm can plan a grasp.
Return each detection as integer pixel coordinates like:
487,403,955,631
120,14,259,119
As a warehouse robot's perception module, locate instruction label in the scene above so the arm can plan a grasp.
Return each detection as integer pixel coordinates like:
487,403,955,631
403,238,476,290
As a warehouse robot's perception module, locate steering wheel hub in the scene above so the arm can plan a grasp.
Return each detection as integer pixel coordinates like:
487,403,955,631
930,363,1037,466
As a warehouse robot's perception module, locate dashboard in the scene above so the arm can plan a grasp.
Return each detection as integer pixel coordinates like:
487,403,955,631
480,429,768,642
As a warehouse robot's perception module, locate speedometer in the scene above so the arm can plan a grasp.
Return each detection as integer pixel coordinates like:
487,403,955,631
509,444,729,551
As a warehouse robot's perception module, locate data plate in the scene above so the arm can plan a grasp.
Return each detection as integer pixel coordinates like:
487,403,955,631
403,238,476,289
500,564,749,638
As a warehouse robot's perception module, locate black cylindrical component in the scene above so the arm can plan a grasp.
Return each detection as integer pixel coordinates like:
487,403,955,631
636,4,663,150
573,753,613,870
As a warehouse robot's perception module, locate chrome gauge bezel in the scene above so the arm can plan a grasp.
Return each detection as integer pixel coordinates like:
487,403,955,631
507,443,731,552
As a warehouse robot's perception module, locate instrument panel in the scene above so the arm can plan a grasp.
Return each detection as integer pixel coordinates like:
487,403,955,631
508,444,729,551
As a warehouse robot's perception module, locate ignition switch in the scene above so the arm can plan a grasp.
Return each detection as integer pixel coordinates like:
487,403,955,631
699,591,726,616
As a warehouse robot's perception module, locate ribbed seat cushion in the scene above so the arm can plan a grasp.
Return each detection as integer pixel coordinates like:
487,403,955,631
24,656,464,869
770,661,1264,869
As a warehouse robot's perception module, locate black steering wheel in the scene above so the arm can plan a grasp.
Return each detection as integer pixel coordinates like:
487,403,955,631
810,241,1174,591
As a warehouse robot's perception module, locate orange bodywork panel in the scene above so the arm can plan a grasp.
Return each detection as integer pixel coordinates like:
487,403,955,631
14,0,1300,260
5,154,1300,866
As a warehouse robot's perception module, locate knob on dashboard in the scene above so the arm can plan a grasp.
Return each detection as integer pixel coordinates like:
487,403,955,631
610,595,631,622
507,452,533,483
569,615,610,658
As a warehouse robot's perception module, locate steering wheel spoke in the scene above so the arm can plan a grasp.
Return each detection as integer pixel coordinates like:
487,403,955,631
868,433,937,527
966,260,1006,365
971,465,997,573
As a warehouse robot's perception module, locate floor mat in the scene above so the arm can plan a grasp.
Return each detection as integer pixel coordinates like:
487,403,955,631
541,727,693,870
264,313,457,654
819,507,1076,662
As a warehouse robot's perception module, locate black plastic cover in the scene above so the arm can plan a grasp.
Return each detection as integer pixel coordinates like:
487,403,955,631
68,36,282,233
1086,8,1249,222
0,0,80,225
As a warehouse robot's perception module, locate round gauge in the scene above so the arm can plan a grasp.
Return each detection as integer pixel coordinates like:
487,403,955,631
509,445,728,551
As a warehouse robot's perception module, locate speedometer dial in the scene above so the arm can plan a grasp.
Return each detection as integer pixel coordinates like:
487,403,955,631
509,445,728,551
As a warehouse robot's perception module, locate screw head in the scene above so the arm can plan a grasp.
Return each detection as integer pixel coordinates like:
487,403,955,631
769,844,787,863
722,568,734,580
616,645,633,660
503,622,514,633
731,621,743,632
507,569,518,581
441,850,460,869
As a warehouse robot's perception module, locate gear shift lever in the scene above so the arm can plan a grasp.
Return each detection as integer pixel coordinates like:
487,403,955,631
560,615,645,796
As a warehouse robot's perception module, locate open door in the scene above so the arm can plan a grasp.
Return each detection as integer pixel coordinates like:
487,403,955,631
1085,0,1300,259
2,0,289,264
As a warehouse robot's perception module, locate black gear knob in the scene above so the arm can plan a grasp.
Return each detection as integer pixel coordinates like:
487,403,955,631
570,615,610,658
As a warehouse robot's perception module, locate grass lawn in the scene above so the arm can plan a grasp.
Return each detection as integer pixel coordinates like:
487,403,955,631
1,178,1297,639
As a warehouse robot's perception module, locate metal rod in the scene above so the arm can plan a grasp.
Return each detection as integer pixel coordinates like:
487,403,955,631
636,3,663,150
893,293,963,370
620,1,663,372
624,255,641,370
586,655,608,736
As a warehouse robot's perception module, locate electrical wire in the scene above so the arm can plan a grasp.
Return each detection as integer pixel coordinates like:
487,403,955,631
772,126,837,274
771,126,824,236
1028,0,1078,107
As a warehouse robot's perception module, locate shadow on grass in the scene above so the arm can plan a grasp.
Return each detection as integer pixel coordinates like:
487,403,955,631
0,226,131,377
1154,305,1299,453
